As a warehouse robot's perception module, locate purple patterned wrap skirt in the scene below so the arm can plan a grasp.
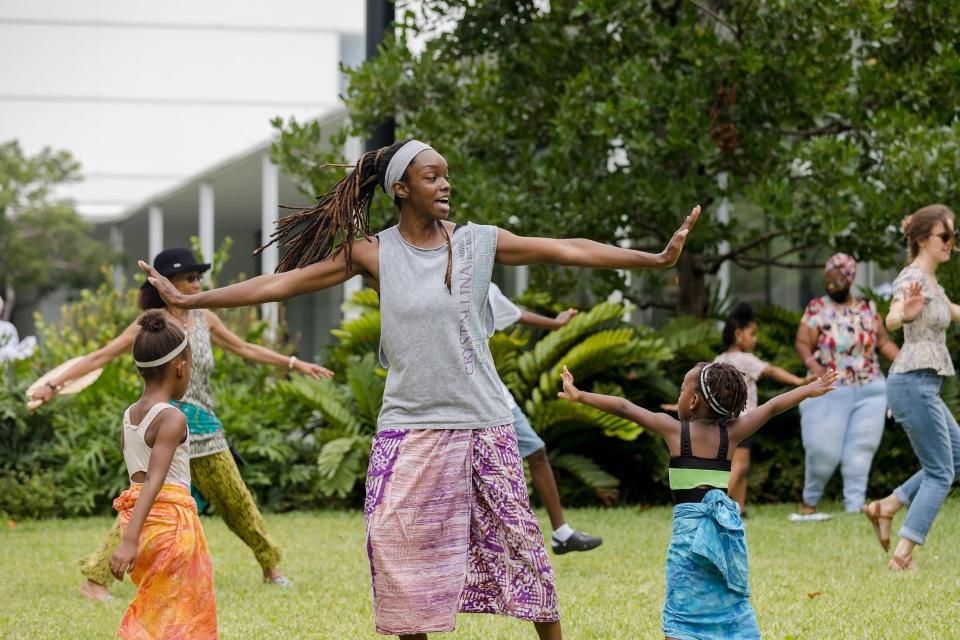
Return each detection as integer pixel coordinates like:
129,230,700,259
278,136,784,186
364,423,559,635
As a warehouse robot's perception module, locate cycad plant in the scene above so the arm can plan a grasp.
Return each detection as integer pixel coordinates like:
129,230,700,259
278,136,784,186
282,352,384,499
317,289,683,503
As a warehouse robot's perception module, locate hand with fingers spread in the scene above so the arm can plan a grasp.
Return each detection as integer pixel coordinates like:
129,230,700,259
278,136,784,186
109,539,138,581
806,370,841,398
557,365,582,403
902,281,925,322
659,205,702,269
138,260,191,308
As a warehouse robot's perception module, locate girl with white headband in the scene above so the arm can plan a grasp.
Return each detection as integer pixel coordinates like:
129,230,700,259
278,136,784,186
141,139,700,639
558,361,839,640
109,310,217,639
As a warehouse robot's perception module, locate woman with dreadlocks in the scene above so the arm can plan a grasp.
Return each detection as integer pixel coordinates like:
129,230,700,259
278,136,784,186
141,139,700,639
558,362,839,639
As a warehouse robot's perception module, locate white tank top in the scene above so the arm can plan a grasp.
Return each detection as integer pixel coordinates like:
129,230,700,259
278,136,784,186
122,402,191,490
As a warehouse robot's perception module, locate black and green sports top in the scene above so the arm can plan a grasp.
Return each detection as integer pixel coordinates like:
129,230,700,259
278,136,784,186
668,420,731,504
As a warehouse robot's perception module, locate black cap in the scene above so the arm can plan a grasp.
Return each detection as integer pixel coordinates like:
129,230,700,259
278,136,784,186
141,247,211,289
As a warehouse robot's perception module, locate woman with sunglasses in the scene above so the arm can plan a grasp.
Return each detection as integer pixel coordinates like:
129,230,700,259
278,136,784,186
793,253,900,521
864,204,960,570
29,247,332,600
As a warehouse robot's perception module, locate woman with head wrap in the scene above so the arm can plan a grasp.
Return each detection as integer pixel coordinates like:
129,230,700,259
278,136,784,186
141,139,701,639
793,253,900,520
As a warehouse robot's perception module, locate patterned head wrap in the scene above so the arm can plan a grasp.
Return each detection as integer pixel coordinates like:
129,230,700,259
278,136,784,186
824,252,857,284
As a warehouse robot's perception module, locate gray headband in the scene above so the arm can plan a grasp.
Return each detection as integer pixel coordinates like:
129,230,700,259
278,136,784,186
384,140,434,198
699,364,732,417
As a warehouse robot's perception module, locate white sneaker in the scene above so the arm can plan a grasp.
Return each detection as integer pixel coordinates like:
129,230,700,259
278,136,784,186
787,512,832,522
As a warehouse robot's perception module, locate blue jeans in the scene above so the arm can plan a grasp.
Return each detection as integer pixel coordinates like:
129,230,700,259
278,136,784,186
887,370,960,545
799,379,887,512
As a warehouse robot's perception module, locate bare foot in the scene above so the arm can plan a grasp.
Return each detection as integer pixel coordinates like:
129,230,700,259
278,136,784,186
80,579,112,602
263,568,293,587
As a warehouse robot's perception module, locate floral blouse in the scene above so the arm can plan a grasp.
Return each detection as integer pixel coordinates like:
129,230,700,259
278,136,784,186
801,296,884,386
889,266,954,377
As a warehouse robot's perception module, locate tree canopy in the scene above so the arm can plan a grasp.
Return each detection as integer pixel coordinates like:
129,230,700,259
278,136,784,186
0,140,109,320
274,0,960,314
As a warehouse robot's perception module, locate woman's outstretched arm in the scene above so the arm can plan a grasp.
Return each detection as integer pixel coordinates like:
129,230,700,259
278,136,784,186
495,205,701,269
139,241,373,310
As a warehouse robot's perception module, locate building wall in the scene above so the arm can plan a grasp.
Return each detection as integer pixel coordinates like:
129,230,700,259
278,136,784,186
0,0,363,221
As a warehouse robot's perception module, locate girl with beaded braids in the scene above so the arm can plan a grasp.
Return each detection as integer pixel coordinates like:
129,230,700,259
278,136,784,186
141,139,700,640
559,362,839,640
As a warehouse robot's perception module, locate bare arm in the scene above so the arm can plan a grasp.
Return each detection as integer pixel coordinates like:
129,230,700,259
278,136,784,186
762,364,810,387
109,411,186,579
517,308,578,331
557,365,678,439
29,320,140,404
496,205,701,269
794,322,825,376
874,315,900,362
727,371,840,443
204,311,333,379
139,242,373,310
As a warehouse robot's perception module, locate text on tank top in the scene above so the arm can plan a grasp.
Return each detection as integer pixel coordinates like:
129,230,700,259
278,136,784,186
377,222,512,430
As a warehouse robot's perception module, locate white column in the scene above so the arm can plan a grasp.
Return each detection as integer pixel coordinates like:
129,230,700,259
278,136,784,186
260,155,280,337
109,224,124,291
148,206,163,263
716,172,731,302
515,265,529,296
198,182,215,266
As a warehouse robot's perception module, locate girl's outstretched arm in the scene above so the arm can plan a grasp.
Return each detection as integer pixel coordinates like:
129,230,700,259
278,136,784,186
727,371,840,443
496,206,701,270
762,364,813,387
138,241,373,310
108,410,186,580
558,365,677,439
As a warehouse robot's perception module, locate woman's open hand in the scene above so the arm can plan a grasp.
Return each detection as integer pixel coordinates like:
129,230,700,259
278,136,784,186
658,205,702,269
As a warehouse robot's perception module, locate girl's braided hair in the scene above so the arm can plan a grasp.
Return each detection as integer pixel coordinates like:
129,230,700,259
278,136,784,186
254,140,455,293
694,361,748,420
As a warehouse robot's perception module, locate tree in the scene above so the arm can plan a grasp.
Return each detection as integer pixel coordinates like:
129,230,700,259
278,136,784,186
273,0,960,315
0,140,111,321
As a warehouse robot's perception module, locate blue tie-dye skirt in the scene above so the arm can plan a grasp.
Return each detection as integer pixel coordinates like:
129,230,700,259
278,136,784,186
663,490,760,640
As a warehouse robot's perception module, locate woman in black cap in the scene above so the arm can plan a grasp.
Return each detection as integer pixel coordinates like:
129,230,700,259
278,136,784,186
29,247,332,600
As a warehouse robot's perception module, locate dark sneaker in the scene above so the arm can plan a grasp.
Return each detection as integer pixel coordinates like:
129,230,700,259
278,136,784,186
551,530,602,554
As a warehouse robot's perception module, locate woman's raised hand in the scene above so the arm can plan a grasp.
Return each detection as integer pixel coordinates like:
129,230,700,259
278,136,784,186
902,281,925,322
138,261,189,308
806,370,841,398
659,205,702,268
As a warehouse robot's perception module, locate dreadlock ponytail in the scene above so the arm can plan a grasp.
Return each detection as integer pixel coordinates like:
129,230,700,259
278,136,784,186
255,141,407,273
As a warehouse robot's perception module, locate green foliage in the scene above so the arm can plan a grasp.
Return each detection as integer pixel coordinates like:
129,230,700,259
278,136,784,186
273,0,960,315
0,140,114,320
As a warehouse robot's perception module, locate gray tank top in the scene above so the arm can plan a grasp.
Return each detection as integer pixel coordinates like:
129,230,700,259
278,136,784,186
377,222,512,431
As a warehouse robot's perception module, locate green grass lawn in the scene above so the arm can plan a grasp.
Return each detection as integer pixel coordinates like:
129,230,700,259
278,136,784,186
2,501,959,639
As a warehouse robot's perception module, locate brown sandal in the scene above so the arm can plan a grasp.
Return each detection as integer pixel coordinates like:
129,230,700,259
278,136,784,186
863,501,891,552
889,553,916,571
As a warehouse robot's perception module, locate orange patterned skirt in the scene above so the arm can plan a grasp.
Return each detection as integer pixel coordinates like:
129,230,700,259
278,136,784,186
114,483,218,640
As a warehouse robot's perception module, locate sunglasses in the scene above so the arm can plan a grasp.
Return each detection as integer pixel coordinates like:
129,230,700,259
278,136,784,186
174,272,202,283
931,231,957,245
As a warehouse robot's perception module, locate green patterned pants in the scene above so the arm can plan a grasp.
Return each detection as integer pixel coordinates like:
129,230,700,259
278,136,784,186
79,449,282,585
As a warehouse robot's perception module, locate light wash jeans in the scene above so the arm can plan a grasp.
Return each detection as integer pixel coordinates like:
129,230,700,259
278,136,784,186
799,379,887,512
887,370,960,545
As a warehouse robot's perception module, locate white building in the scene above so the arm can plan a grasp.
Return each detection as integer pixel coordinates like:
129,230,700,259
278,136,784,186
1,1,366,360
